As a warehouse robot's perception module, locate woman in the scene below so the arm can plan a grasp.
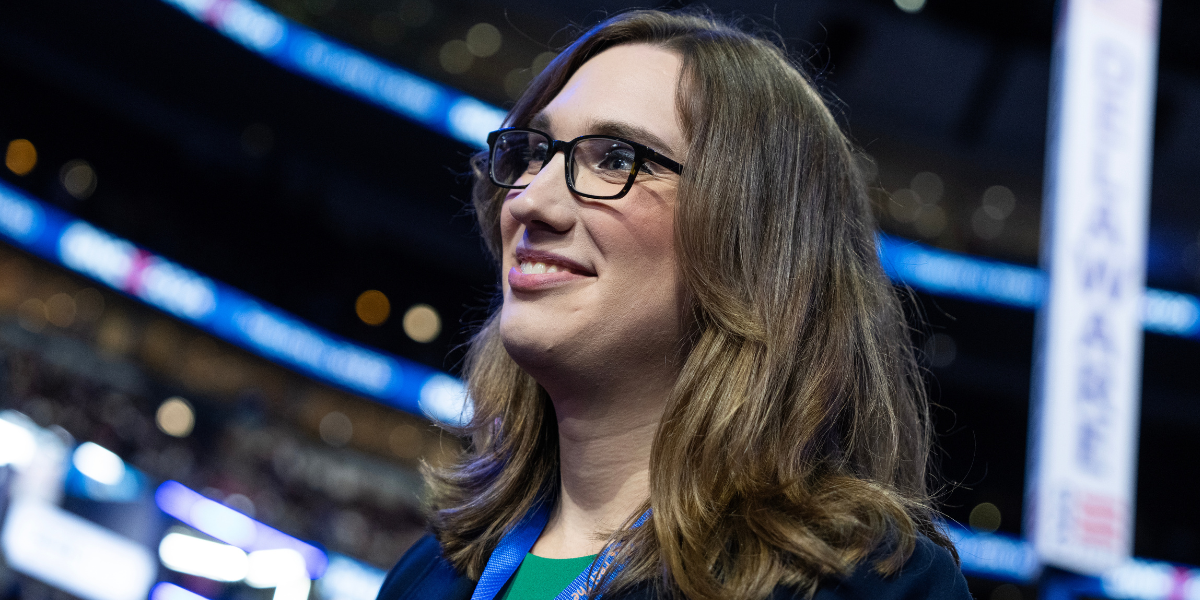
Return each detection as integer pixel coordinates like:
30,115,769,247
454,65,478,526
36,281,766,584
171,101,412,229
379,9,970,600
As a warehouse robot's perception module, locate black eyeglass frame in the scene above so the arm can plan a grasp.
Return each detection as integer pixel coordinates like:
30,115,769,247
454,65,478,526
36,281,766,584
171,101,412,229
486,127,684,200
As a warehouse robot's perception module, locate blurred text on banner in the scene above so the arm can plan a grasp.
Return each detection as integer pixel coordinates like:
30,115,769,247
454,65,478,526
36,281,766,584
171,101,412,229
1027,0,1161,575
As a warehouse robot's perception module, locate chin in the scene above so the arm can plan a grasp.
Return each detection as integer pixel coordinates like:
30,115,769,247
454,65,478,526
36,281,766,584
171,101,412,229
497,306,570,373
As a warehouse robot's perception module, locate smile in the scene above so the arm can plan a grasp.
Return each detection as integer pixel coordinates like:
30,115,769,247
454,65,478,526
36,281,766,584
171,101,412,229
519,261,578,275
512,248,595,276
508,250,595,292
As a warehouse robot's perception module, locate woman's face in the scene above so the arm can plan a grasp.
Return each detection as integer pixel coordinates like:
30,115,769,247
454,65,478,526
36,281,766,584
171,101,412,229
498,43,688,392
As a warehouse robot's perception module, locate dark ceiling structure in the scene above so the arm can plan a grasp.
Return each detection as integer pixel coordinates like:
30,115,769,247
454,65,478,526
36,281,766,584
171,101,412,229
1,0,1199,566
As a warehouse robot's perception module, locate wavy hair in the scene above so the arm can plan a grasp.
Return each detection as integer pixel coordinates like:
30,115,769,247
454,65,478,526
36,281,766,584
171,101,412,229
427,9,953,599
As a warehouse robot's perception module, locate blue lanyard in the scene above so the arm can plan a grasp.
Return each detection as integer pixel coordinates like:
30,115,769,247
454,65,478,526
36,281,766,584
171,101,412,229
469,503,651,600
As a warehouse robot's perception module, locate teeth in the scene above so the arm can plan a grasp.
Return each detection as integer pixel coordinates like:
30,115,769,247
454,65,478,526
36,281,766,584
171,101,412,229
519,261,567,274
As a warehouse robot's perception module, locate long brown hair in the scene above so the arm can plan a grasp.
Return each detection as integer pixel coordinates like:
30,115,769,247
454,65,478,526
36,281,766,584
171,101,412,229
427,9,953,599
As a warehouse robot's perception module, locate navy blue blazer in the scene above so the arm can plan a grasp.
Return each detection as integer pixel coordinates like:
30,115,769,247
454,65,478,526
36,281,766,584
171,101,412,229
377,533,973,600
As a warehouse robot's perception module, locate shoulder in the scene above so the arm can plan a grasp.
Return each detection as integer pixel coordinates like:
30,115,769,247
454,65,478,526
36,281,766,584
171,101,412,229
375,533,476,600
797,535,972,600
375,533,970,600
609,535,971,600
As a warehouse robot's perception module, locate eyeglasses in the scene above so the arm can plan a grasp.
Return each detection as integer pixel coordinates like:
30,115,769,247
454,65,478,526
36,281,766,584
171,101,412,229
486,127,684,200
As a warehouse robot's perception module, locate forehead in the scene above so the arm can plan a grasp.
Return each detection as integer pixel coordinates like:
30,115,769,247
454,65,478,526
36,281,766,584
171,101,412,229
537,44,685,157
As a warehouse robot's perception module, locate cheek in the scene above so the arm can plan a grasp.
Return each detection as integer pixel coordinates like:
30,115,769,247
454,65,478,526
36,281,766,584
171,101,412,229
620,205,677,274
597,205,682,310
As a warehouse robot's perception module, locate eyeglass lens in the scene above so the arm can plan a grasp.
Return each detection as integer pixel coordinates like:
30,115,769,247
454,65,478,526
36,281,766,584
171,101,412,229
491,130,639,198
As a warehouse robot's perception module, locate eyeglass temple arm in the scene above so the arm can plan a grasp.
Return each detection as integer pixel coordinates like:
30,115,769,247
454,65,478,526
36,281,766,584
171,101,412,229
644,149,683,175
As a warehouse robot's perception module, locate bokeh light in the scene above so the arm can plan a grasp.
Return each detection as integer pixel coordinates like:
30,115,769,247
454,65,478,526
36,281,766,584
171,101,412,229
74,287,106,324
982,185,1017,219
894,0,926,13
355,290,390,326
888,188,922,223
972,206,1005,240
388,423,423,460
73,442,125,485
504,68,533,100
969,502,1002,532
17,297,47,333
402,304,440,343
60,159,98,200
97,311,135,356
158,532,248,582
223,493,256,517
0,418,36,468
319,411,353,447
5,139,37,175
465,23,502,57
924,333,958,368
531,51,557,75
439,40,474,74
46,292,77,328
156,397,196,438
911,171,944,204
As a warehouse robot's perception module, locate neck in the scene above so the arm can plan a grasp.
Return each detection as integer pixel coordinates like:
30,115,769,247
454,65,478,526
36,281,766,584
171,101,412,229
529,377,669,559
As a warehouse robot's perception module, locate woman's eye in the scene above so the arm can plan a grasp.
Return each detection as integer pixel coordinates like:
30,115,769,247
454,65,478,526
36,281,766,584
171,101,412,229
596,149,636,172
529,142,550,162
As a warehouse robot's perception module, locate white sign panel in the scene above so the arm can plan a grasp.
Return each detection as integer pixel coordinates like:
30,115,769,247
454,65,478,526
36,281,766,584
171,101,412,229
1,500,158,600
1027,0,1160,574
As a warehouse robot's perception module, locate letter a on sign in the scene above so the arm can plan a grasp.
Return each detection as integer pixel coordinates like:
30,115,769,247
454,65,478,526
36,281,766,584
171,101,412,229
1026,0,1160,575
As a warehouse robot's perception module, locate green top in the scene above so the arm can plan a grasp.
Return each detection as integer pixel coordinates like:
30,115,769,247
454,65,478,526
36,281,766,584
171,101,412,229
496,553,598,600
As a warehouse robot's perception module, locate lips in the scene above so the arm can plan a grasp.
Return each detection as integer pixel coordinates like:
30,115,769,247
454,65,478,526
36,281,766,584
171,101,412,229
509,248,595,291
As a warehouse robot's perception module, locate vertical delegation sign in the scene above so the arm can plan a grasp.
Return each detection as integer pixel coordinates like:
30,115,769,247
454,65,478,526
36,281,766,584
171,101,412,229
1028,0,1160,574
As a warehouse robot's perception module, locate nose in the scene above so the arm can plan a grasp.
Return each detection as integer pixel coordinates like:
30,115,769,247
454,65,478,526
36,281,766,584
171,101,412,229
505,152,576,234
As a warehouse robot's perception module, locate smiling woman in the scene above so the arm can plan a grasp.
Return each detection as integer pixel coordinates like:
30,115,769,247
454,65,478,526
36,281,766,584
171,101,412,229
377,9,970,600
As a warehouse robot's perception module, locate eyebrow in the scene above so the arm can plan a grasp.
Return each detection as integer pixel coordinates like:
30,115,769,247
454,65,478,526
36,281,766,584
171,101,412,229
526,112,681,160
528,112,553,133
586,119,680,160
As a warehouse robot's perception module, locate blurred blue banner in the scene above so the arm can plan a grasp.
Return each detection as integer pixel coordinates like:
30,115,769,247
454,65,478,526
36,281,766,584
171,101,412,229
158,0,505,148
0,179,472,426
